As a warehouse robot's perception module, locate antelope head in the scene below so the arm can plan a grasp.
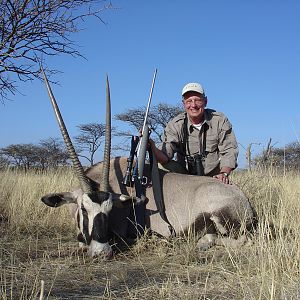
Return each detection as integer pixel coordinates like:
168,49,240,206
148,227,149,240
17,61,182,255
40,70,141,258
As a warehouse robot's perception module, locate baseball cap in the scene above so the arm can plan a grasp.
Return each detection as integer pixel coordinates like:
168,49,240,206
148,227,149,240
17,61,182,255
182,82,205,96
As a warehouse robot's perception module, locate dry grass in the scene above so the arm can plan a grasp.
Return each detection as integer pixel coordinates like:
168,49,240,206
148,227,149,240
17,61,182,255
1,167,300,299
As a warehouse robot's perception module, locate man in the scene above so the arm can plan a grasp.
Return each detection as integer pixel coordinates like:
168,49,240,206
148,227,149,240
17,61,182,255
150,82,238,184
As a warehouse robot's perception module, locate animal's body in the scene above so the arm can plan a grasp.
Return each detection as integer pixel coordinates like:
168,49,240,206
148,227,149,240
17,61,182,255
89,157,255,237
42,156,257,257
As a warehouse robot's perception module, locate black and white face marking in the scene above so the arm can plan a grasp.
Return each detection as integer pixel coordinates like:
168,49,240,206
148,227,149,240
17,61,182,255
76,204,91,245
76,192,113,258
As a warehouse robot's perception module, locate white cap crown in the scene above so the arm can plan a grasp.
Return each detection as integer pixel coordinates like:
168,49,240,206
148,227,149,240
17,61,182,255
182,82,205,96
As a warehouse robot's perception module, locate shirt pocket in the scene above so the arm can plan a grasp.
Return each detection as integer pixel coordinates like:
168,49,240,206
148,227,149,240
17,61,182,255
205,134,218,153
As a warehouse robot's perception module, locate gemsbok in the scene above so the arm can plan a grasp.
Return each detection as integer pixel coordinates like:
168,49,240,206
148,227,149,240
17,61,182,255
41,73,257,258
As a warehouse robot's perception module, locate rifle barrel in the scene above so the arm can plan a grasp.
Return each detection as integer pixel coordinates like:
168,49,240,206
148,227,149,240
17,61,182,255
141,68,157,133
137,69,158,157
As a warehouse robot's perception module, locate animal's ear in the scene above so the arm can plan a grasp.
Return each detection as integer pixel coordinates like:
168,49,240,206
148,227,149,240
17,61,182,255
112,194,148,208
41,192,76,207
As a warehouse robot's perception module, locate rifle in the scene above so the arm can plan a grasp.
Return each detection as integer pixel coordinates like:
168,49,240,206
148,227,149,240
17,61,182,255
122,69,157,238
122,69,176,237
135,68,157,182
122,69,157,186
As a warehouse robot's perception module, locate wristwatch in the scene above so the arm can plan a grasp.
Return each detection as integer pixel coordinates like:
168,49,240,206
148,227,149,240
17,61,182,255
221,172,229,177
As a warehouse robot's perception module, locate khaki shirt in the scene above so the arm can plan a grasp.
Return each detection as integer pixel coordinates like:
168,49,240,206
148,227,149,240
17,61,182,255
159,109,238,175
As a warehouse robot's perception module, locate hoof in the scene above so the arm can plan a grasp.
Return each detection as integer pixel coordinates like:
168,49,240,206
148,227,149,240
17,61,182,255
197,233,217,251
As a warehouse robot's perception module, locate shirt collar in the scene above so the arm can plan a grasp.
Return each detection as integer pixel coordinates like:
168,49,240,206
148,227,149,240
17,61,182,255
186,109,210,133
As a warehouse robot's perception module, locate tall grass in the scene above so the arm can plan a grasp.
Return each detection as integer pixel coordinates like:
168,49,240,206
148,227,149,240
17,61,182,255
0,167,76,235
0,167,300,299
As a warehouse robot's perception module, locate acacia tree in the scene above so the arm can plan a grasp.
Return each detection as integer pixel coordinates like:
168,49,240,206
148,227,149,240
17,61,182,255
0,143,40,170
0,154,10,169
0,0,112,102
38,137,69,168
74,123,107,166
0,138,69,169
115,103,183,142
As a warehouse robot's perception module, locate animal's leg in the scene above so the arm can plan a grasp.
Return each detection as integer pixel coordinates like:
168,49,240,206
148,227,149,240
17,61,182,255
196,216,218,251
197,233,217,251
210,214,230,235
197,213,232,251
206,212,253,249
215,235,252,249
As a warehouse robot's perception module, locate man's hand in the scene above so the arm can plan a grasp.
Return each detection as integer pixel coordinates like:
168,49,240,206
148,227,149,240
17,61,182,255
148,139,169,164
213,172,230,184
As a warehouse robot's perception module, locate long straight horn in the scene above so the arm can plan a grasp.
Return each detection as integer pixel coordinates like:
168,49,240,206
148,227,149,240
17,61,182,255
41,67,93,194
101,75,111,192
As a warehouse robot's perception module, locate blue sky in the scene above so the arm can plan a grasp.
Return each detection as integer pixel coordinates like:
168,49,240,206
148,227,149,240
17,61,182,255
1,0,300,167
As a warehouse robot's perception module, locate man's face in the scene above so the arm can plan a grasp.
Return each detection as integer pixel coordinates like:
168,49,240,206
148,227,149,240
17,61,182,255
182,91,207,122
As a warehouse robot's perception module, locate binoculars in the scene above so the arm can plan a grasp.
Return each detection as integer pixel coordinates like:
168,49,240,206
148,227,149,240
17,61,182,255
186,154,205,176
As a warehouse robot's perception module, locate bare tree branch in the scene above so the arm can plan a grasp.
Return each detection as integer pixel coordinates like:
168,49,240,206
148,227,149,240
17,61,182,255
0,0,113,102
74,123,109,166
